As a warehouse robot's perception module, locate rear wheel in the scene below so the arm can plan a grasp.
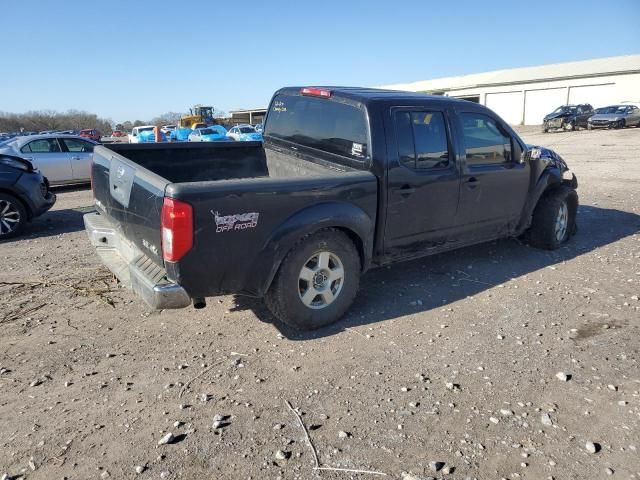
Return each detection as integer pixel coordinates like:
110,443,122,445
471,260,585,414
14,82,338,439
0,193,27,240
526,186,578,250
615,119,626,129
265,229,360,330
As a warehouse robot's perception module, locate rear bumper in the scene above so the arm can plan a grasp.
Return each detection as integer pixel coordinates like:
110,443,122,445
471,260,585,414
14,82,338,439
83,212,192,309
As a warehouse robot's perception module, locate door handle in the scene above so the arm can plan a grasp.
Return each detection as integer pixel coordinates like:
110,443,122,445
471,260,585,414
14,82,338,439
465,177,480,188
394,185,416,197
71,156,81,160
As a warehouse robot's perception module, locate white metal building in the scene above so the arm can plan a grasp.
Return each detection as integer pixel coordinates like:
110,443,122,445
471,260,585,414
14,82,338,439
380,55,640,125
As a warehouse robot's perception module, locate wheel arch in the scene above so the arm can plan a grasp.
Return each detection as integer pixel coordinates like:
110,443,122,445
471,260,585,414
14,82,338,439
517,168,578,233
243,201,374,297
0,187,32,220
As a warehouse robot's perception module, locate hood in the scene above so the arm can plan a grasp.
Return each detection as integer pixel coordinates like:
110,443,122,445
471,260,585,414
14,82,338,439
525,144,569,171
544,111,572,121
589,113,626,121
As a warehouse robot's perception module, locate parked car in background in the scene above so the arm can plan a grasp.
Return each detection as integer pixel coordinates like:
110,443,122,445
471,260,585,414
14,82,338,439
587,105,640,129
0,135,96,185
254,123,263,133
111,130,126,137
227,124,263,141
188,126,229,142
55,130,77,135
129,126,156,143
79,129,101,142
0,153,56,238
161,125,177,136
542,104,593,132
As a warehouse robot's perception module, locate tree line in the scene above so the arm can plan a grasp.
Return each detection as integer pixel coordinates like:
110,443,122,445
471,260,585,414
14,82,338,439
1,108,228,135
0,110,114,134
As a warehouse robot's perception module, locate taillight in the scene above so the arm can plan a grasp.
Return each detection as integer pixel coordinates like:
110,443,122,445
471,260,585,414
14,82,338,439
300,87,331,98
161,198,193,262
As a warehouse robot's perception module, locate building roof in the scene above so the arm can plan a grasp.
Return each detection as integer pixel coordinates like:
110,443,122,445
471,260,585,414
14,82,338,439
379,54,640,93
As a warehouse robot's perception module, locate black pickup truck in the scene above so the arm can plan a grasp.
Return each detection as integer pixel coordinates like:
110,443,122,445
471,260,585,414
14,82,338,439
84,87,578,329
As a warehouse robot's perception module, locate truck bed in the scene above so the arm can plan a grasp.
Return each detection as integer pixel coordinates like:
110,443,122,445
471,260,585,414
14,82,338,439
104,142,354,183
90,142,377,303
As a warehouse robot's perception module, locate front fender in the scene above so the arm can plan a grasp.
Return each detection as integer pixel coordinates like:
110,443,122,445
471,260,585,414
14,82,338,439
242,201,374,296
517,167,577,232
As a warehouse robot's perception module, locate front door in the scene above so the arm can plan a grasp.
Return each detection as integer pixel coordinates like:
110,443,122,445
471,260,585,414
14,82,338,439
454,111,530,240
20,138,72,184
383,108,461,257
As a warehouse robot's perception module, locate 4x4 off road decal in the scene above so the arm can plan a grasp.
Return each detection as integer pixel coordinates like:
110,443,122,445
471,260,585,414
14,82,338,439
212,211,259,233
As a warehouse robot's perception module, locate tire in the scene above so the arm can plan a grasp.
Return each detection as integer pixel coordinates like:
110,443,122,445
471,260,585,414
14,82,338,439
526,186,578,250
564,121,574,131
264,229,361,330
587,123,593,130
615,119,626,129
0,193,27,240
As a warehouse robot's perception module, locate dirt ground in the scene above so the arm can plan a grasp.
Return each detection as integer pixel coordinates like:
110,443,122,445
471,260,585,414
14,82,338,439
1,126,639,480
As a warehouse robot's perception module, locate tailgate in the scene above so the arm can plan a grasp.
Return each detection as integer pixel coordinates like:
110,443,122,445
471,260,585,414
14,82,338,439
92,145,168,268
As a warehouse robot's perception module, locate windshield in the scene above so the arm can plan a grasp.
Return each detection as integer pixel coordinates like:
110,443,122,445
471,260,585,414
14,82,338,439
239,127,255,133
138,127,154,133
552,106,573,114
200,129,214,135
597,106,627,114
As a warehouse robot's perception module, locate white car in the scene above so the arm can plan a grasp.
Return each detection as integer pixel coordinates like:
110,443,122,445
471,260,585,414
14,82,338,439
161,124,177,135
128,125,156,143
0,135,96,185
226,124,263,142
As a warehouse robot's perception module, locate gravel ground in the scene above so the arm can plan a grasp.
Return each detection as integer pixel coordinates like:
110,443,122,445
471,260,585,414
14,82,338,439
1,127,639,480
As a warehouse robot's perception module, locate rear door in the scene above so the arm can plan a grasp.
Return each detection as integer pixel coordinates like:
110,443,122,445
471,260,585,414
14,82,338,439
453,110,529,239
20,138,72,183
60,137,94,181
383,107,460,256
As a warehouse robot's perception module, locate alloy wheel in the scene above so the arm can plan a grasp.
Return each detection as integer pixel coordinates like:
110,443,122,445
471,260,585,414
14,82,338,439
298,251,345,309
0,199,21,236
555,202,569,242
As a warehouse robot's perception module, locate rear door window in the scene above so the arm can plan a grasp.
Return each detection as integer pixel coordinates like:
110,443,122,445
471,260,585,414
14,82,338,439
21,138,61,153
394,110,450,170
265,94,369,161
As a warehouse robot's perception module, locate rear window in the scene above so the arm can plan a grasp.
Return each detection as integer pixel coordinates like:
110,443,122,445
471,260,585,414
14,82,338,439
265,94,368,161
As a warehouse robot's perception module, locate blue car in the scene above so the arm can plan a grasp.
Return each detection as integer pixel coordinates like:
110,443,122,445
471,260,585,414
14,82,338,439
138,129,167,143
227,124,263,142
188,126,229,142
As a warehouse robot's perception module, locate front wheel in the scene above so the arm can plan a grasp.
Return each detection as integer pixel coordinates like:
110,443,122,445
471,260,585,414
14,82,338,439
564,121,574,131
615,119,626,129
265,229,361,330
0,193,27,240
526,186,578,250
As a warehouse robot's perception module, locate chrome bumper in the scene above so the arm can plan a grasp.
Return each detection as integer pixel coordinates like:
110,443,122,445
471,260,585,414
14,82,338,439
83,212,192,309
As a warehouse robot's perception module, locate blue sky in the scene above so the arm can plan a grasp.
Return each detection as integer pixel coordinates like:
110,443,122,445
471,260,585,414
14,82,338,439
2,0,638,123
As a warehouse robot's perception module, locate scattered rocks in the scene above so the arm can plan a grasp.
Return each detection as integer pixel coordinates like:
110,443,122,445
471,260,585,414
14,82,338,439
338,430,350,439
605,467,614,475
157,432,174,445
160,471,170,479
607,384,618,392
541,413,553,426
555,372,571,381
500,409,514,416
445,382,460,391
429,461,445,472
274,450,290,461
441,465,453,474
585,441,600,454
29,379,42,387
489,417,500,424
100,471,110,479
135,465,145,474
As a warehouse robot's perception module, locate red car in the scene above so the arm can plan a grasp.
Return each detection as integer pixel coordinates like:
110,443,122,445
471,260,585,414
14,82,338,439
111,130,126,137
79,129,101,141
